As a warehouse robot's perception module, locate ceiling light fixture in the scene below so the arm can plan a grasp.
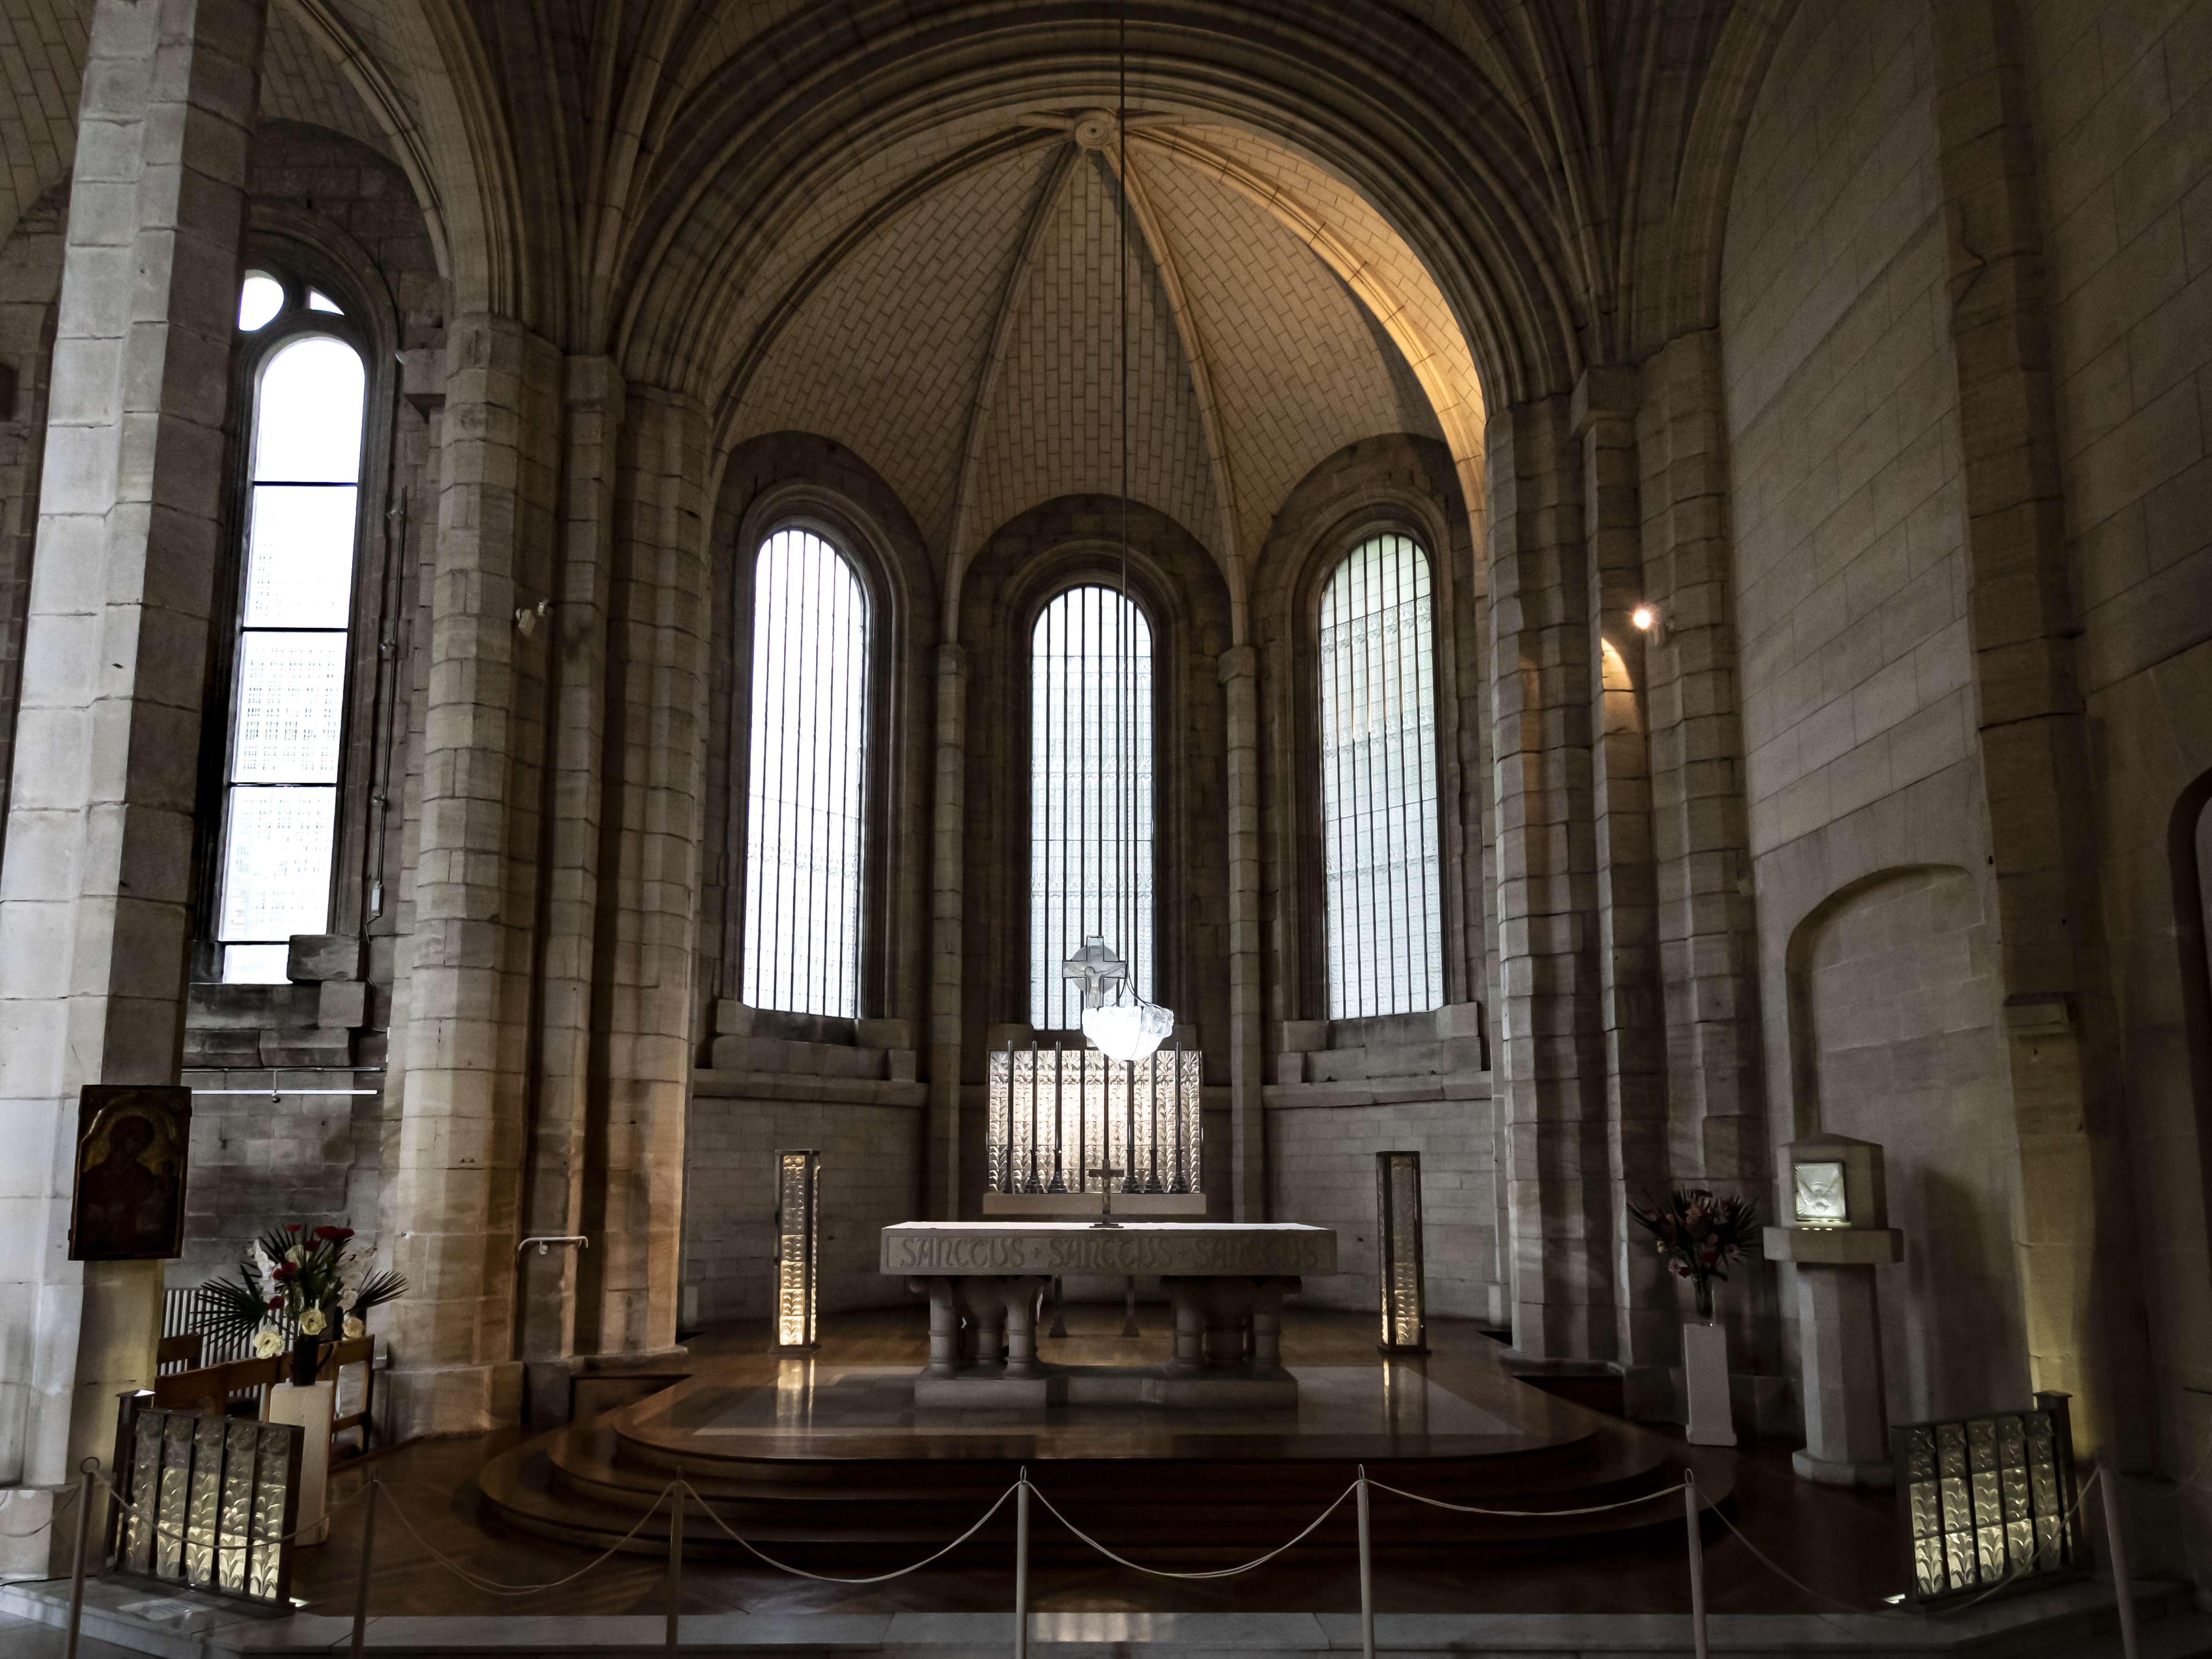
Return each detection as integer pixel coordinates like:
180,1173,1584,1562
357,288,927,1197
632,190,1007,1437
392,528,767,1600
1069,2,1174,1067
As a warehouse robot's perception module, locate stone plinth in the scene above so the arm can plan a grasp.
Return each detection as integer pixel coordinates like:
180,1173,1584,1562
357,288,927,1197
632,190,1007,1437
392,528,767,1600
1764,1225,1902,1487
884,1223,1335,1409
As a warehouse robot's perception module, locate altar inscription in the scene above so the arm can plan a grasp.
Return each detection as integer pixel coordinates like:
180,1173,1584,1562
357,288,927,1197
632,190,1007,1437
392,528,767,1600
880,1222,1335,1278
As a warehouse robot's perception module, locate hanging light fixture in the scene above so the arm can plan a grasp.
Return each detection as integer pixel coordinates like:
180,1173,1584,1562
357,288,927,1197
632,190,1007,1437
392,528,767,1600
1069,2,1174,1068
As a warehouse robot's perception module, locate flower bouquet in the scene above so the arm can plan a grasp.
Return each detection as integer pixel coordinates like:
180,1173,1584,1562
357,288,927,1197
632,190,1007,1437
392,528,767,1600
200,1224,407,1388
1628,1189,1758,1320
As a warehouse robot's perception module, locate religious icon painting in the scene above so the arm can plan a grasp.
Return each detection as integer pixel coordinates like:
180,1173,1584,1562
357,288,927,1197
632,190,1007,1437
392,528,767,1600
69,1085,192,1261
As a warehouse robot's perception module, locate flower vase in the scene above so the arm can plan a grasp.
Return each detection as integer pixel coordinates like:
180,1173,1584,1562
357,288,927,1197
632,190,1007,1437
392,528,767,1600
1681,1280,1735,1448
265,1378,335,1544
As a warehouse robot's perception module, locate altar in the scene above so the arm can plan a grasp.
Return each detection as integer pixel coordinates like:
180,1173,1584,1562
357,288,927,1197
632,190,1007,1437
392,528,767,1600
884,1221,1336,1409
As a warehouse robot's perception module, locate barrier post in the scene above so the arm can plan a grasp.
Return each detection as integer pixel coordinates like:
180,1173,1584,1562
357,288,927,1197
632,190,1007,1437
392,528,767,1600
1356,1466,1375,1659
1683,1469,1709,1659
349,1478,380,1659
666,1477,685,1651
2098,1454,2142,1659
1014,1470,1031,1659
63,1459,96,1659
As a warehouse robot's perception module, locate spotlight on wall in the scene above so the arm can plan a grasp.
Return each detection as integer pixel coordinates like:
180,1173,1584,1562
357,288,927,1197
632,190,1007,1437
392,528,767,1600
1376,1150,1429,1354
774,1148,820,1350
1631,605,1655,631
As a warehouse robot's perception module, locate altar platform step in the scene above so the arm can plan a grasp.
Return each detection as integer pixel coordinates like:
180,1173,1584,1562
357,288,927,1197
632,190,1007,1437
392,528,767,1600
479,1353,1729,1564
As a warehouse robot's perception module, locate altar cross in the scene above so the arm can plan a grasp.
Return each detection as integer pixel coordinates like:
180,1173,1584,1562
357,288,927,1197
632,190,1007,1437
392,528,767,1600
1086,1164,1126,1228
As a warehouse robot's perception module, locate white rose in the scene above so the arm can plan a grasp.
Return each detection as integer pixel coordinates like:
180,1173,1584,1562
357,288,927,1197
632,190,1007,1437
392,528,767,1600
298,1307,327,1336
343,1315,364,1340
252,1329,283,1359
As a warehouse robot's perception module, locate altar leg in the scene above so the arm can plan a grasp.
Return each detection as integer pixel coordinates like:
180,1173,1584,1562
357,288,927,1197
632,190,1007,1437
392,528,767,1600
1001,1276,1046,1379
960,1277,1006,1367
1202,1280,1255,1368
1250,1277,1295,1376
1165,1281,1205,1374
910,1277,960,1378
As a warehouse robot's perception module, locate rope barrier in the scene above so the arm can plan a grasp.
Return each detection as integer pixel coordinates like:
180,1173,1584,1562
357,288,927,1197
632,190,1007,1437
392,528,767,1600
680,1478,1021,1584
1365,1476,1681,1520
375,1478,682,1596
1022,1478,1360,1580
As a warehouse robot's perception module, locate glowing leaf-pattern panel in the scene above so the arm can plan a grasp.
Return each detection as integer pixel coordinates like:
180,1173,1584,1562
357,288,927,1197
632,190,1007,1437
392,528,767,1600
1376,1150,1428,1352
1894,1395,2079,1606
107,1398,302,1608
775,1150,820,1349
986,1044,1201,1198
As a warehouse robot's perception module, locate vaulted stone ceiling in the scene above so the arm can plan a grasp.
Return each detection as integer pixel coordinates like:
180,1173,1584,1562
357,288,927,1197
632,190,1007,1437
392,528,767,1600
723,119,1462,584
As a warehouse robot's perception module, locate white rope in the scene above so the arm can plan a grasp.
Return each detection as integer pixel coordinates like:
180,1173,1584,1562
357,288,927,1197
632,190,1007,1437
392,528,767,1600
374,1477,681,1596
0,1482,74,1538
681,1477,1020,1584
1023,1478,1360,1579
1365,1476,1682,1519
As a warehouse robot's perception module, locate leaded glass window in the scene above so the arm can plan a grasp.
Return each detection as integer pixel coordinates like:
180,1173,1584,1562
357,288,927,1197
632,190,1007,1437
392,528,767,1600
216,323,364,983
1031,585,1154,1030
742,529,868,1017
1320,533,1441,1018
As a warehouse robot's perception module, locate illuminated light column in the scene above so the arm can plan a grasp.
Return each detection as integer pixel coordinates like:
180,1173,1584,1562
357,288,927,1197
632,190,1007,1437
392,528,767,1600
1376,1151,1429,1354
774,1150,820,1350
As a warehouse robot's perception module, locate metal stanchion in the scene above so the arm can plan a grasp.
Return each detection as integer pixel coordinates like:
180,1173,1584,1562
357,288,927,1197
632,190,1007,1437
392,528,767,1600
350,1478,380,1659
1683,1470,1709,1659
64,1458,96,1659
666,1476,685,1651
2099,1453,2142,1659
1014,1468,1031,1659
1356,1466,1375,1659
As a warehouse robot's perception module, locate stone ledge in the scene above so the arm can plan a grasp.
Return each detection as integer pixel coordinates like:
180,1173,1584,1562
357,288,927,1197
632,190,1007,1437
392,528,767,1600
689,1069,927,1107
1261,1073,1492,1110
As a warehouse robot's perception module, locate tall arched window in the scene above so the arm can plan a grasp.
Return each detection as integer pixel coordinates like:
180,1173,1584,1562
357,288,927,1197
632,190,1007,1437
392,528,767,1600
742,528,869,1017
215,279,366,982
1319,533,1440,1018
1031,585,1153,1030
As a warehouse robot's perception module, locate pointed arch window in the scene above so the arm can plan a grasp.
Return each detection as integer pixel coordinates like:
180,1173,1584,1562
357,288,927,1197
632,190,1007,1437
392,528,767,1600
214,290,366,983
742,528,869,1017
1320,533,1441,1018
1031,585,1154,1031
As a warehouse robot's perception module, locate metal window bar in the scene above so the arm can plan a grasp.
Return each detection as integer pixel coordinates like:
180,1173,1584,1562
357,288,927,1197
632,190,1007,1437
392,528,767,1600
1031,586,1153,1031
1893,1393,2082,1606
743,530,868,1018
1320,536,1441,1019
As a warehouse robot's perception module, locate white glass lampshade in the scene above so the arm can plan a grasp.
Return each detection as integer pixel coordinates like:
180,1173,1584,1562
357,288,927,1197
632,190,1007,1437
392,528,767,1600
1083,1001,1173,1063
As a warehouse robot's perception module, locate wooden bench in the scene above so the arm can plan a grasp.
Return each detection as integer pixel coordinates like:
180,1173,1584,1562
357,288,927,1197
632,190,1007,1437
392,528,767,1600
150,1335,378,1455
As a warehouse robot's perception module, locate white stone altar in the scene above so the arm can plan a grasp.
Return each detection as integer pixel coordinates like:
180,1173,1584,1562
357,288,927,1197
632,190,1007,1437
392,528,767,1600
883,1222,1336,1408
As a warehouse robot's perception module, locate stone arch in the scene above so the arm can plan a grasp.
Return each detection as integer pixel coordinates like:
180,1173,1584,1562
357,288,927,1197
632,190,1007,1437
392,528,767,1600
612,0,1579,413
1783,863,2028,1424
704,433,941,1033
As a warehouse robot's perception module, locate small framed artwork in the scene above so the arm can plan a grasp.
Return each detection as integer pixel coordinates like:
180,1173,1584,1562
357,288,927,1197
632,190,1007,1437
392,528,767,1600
70,1086,192,1261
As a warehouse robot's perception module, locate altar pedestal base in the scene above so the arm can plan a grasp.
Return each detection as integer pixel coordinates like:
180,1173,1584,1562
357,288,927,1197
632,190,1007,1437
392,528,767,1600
1682,1322,1735,1447
913,1366,1300,1411
1763,1226,1902,1488
267,1380,334,1545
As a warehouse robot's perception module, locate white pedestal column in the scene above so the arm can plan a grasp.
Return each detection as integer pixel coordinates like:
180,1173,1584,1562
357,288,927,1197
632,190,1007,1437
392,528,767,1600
1682,1322,1735,1446
267,1381,335,1545
1763,1225,1902,1487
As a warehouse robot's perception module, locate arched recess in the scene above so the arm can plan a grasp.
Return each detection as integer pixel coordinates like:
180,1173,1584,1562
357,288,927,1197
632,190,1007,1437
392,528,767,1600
1246,435,1481,1030
1783,863,2029,1425
955,497,1234,1101
2168,768,2212,1298
703,435,941,1039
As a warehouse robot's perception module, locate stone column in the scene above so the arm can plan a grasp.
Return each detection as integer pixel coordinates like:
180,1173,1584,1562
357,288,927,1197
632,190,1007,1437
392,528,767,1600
1638,338,1767,1185
1574,369,1672,1374
383,314,561,1437
1218,644,1264,1220
573,384,709,1359
1926,0,2151,1460
927,644,967,1218
1486,397,1615,1360
512,357,621,1419
0,0,264,1548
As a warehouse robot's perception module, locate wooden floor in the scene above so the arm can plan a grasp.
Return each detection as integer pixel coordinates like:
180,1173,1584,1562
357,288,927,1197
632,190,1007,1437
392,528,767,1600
295,1308,1906,1622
